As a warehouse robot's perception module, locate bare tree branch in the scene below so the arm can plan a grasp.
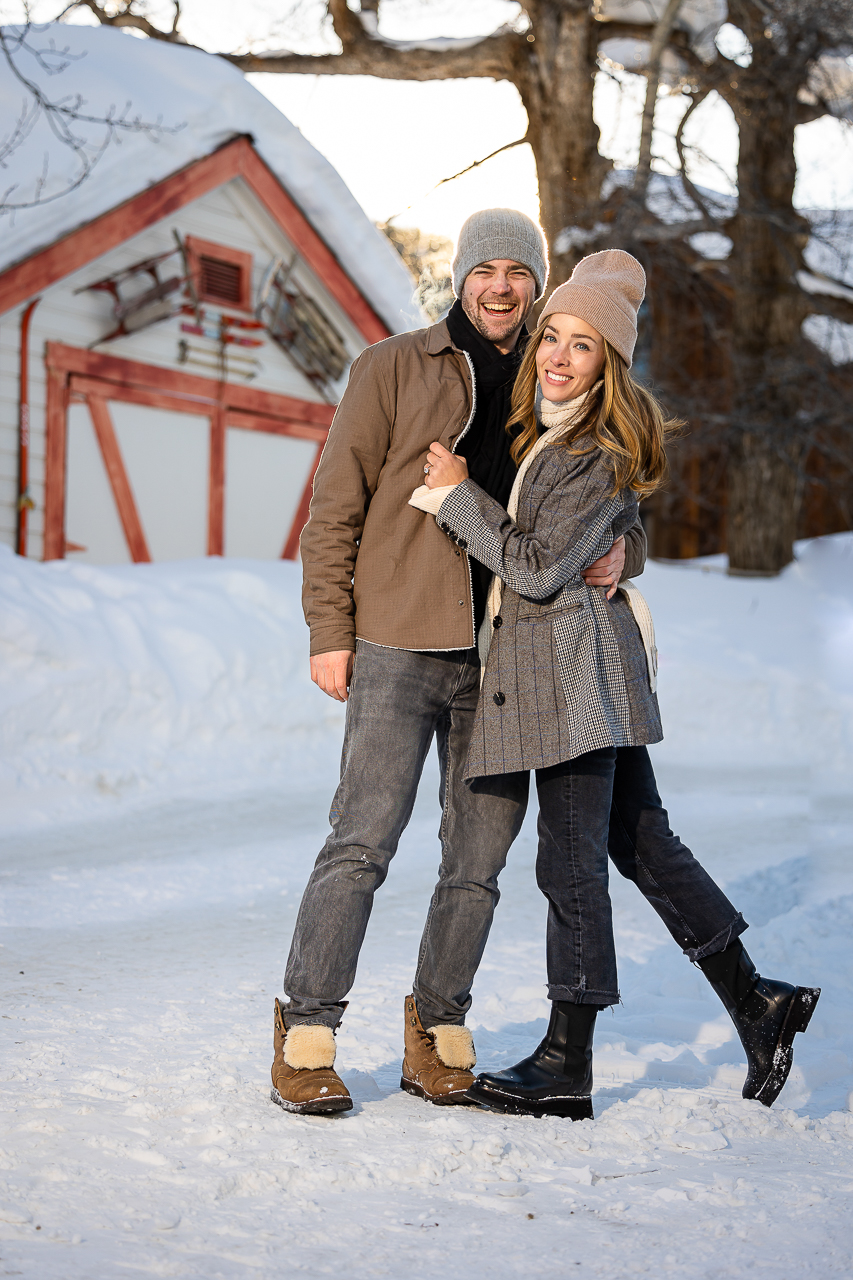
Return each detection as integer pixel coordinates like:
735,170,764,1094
674,87,718,227
801,290,853,325
635,0,686,200
0,23,184,215
62,0,524,81
433,134,529,190
58,1,186,43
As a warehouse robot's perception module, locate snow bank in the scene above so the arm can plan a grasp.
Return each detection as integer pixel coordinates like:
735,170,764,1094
0,546,345,829
2,533,852,831
0,23,420,334
2,537,852,1277
644,534,853,786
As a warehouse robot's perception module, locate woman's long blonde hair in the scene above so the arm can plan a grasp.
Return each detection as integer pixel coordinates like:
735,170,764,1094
507,316,680,497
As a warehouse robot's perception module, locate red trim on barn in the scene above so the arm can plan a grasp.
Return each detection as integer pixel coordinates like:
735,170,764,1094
86,396,152,564
208,404,226,557
282,444,323,562
0,136,391,345
45,343,332,562
43,366,68,561
48,344,336,425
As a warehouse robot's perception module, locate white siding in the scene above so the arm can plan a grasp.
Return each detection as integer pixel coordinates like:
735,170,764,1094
112,403,210,562
0,175,370,559
224,428,317,560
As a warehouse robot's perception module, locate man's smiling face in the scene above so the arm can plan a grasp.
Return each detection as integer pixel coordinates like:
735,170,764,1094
460,259,537,352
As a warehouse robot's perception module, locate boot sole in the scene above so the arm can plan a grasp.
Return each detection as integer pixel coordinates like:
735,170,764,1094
270,1086,353,1116
465,1081,594,1121
399,1076,477,1107
749,986,821,1108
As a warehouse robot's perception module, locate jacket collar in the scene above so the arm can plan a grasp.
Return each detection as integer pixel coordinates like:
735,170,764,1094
425,317,455,356
424,315,530,360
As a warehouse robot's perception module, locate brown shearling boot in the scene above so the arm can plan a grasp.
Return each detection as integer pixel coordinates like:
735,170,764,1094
270,998,353,1115
400,994,476,1106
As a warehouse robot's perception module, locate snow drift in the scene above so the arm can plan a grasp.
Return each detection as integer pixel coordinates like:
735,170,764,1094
1,536,852,1279
2,534,852,830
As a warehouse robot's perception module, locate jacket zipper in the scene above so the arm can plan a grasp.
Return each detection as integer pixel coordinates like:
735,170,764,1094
452,350,478,647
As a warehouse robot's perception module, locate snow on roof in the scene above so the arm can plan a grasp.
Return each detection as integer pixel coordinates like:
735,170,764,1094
0,23,422,334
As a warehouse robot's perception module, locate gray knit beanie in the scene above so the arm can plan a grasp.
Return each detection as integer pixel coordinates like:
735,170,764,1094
540,250,645,368
452,209,549,299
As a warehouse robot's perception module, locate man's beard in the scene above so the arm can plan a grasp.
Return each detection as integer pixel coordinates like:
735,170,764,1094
462,295,526,345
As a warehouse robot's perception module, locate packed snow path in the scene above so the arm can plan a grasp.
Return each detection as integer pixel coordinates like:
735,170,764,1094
2,540,853,1277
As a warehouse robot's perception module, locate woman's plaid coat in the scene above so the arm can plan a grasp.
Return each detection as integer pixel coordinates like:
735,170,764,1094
434,445,663,778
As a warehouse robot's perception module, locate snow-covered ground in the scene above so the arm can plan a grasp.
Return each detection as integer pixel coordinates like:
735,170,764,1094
2,536,853,1278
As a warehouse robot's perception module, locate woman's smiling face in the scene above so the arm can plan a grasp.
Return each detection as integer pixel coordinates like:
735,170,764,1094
535,312,605,402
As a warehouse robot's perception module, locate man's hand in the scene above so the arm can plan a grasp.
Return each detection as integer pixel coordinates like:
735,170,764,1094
582,535,625,600
310,650,354,702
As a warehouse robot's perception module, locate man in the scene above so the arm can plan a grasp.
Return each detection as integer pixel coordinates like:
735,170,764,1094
270,210,646,1115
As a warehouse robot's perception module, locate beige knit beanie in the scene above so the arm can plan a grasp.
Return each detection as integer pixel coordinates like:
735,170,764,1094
452,209,549,299
540,250,645,368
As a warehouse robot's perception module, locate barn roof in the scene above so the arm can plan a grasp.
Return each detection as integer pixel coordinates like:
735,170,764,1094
0,23,421,334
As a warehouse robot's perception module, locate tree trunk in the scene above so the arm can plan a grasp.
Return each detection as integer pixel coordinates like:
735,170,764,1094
517,2,610,279
726,430,802,575
724,1,812,574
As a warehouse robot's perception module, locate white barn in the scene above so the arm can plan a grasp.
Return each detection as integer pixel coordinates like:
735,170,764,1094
0,24,420,565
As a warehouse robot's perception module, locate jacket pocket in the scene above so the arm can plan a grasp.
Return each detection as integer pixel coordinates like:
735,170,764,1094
550,606,596,732
516,599,584,622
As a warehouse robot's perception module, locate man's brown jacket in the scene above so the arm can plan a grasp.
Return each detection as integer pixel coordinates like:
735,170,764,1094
300,319,646,656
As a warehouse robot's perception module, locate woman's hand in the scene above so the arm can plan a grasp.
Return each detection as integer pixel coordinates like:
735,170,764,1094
424,441,468,490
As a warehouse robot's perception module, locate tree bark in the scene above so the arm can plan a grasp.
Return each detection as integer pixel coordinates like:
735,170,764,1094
721,2,816,574
726,429,802,575
513,2,610,278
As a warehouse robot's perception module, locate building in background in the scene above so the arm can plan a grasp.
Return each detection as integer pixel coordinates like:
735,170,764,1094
0,24,420,565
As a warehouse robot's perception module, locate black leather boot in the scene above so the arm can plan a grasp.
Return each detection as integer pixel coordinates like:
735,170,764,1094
465,1002,598,1120
699,940,820,1107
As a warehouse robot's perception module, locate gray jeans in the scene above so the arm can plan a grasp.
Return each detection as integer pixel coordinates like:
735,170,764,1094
282,640,530,1029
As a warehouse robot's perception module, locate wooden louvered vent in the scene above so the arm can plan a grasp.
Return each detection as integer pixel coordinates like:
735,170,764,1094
199,255,242,305
185,236,253,311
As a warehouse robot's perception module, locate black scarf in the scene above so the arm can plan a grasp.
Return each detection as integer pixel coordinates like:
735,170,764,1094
445,298,527,628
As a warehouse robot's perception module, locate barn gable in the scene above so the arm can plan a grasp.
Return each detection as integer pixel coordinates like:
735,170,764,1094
1,120,418,565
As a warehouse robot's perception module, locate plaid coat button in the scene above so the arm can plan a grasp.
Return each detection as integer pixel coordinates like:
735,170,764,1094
493,692,506,706
493,616,503,628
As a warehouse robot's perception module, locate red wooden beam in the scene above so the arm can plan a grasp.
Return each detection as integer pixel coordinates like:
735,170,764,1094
282,442,323,562
49,344,336,425
43,367,68,561
69,375,212,417
233,145,390,345
225,408,328,443
87,396,151,564
208,404,225,557
17,299,41,557
46,345,334,563
1,137,391,344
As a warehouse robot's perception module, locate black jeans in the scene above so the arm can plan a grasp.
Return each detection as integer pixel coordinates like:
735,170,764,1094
536,745,746,1006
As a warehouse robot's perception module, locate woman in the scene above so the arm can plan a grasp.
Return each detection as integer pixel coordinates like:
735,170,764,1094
410,250,819,1120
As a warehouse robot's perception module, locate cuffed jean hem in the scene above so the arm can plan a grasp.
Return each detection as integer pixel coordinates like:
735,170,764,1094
685,912,748,964
278,1000,343,1031
413,997,465,1029
547,984,620,1007
280,1013,341,1031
